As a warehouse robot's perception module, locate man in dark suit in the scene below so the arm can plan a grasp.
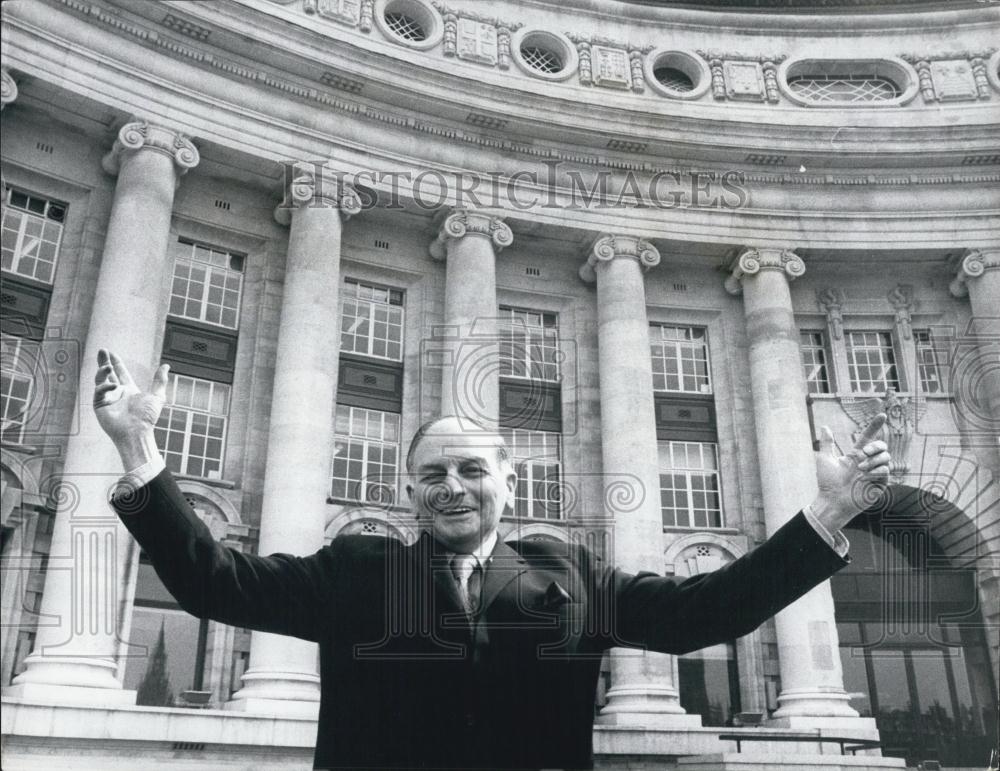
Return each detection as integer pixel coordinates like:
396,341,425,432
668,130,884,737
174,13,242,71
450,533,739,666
94,349,891,770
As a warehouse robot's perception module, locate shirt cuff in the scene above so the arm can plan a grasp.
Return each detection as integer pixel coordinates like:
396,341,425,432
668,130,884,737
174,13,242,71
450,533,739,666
802,504,850,558
118,455,166,492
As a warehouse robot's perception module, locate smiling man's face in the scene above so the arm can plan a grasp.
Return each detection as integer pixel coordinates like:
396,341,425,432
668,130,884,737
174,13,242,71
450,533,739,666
406,418,516,553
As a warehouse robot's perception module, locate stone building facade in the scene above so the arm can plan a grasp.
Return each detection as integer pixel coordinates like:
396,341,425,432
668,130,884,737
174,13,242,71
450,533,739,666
0,0,997,768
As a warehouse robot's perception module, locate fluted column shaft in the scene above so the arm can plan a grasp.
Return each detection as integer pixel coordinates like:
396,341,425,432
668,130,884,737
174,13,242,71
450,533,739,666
227,169,360,715
582,235,697,725
429,210,512,425
950,249,1000,475
6,121,198,705
727,248,857,720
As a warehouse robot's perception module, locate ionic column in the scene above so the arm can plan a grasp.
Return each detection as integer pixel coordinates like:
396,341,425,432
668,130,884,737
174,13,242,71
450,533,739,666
5,121,198,705
582,235,699,726
429,209,512,426
726,248,860,723
1,68,19,217
949,248,1000,473
225,166,360,716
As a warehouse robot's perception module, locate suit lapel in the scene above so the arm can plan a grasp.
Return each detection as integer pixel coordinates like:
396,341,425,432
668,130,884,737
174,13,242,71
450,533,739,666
478,538,528,615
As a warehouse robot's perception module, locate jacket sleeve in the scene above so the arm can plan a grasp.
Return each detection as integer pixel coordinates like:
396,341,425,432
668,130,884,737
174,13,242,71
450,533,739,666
110,467,336,642
594,511,849,655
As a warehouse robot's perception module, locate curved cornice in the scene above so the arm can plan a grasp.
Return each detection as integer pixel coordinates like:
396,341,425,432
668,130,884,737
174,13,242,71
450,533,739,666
3,0,999,249
52,0,996,167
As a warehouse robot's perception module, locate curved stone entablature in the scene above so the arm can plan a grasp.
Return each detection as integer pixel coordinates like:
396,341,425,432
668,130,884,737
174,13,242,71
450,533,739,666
3,0,999,249
25,0,997,162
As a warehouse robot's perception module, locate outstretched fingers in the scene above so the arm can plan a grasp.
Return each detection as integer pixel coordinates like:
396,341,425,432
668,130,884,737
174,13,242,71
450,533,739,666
108,351,135,387
853,413,886,451
151,363,170,400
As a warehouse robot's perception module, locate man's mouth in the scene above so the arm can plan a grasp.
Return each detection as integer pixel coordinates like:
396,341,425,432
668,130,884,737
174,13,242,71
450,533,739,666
439,507,475,516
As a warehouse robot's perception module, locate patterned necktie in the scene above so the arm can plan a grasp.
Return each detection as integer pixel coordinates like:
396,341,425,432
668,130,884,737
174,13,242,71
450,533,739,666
450,553,482,616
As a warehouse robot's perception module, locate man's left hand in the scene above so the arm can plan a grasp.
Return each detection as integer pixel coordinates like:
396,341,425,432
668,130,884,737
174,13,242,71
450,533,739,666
811,413,891,533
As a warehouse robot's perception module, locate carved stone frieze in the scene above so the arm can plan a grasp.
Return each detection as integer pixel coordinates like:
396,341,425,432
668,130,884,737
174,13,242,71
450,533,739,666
696,52,785,102
568,33,651,90
432,3,518,67
902,51,996,102
304,0,361,26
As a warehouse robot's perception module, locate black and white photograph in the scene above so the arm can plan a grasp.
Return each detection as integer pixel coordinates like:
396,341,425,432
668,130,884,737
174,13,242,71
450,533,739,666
0,0,998,769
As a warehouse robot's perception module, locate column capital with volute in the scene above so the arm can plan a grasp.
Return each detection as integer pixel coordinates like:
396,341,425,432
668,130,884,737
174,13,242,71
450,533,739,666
949,248,1000,297
273,163,362,226
1,68,18,109
429,209,513,260
101,120,200,177
725,247,805,295
578,233,660,283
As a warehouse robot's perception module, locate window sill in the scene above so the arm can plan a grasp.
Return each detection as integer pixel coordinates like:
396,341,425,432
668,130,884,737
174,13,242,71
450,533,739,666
174,474,236,490
663,526,740,534
326,497,409,514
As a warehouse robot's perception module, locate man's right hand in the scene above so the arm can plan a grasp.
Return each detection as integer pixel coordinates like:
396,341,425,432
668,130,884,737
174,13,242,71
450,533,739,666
93,349,169,469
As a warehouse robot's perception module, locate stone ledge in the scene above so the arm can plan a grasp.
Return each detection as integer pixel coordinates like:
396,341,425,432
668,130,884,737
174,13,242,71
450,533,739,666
677,752,905,770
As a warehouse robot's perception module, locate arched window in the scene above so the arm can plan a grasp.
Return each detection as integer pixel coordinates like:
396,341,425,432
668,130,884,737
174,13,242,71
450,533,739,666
833,514,998,767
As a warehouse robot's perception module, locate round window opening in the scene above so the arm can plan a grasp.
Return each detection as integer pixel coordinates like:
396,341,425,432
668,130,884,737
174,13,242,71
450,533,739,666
384,10,426,42
521,44,564,75
787,73,900,103
654,66,695,92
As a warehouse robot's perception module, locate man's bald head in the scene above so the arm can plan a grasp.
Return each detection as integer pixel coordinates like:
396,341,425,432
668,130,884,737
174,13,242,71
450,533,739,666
405,415,511,474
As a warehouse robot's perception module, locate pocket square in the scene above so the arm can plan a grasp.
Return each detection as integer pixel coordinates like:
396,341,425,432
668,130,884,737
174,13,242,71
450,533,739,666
541,581,572,608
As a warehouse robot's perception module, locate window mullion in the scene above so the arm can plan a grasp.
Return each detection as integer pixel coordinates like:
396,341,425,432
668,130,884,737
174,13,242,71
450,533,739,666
12,216,29,274
181,410,195,474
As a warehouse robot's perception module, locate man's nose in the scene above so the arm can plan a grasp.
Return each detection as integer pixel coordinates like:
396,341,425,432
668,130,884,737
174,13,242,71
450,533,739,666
442,470,465,498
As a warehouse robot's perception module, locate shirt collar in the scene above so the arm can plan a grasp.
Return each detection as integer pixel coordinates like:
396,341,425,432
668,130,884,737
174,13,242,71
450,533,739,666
444,529,498,567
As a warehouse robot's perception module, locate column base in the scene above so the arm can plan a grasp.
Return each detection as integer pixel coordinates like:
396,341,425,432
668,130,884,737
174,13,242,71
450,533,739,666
3,682,137,707
772,688,860,718
223,696,320,719
596,708,703,728
766,715,880,736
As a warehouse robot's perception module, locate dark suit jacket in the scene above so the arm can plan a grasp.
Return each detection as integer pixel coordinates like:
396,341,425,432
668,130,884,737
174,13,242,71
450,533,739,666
111,468,848,770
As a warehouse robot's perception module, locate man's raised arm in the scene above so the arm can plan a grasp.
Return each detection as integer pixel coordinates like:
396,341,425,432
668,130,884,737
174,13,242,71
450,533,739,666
94,349,335,642
599,415,891,655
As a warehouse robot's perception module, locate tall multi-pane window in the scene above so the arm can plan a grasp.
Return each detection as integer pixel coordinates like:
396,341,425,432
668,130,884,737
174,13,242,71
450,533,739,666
1,188,66,284
914,330,943,394
498,307,560,382
340,280,404,361
800,331,832,394
0,334,35,444
331,405,400,504
154,373,230,479
846,331,900,393
124,551,208,707
650,325,711,394
168,239,245,330
499,428,562,520
658,440,722,529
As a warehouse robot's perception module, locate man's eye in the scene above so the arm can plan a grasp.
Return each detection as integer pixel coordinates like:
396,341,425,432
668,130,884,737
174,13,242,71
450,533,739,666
420,473,445,483
462,465,486,476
